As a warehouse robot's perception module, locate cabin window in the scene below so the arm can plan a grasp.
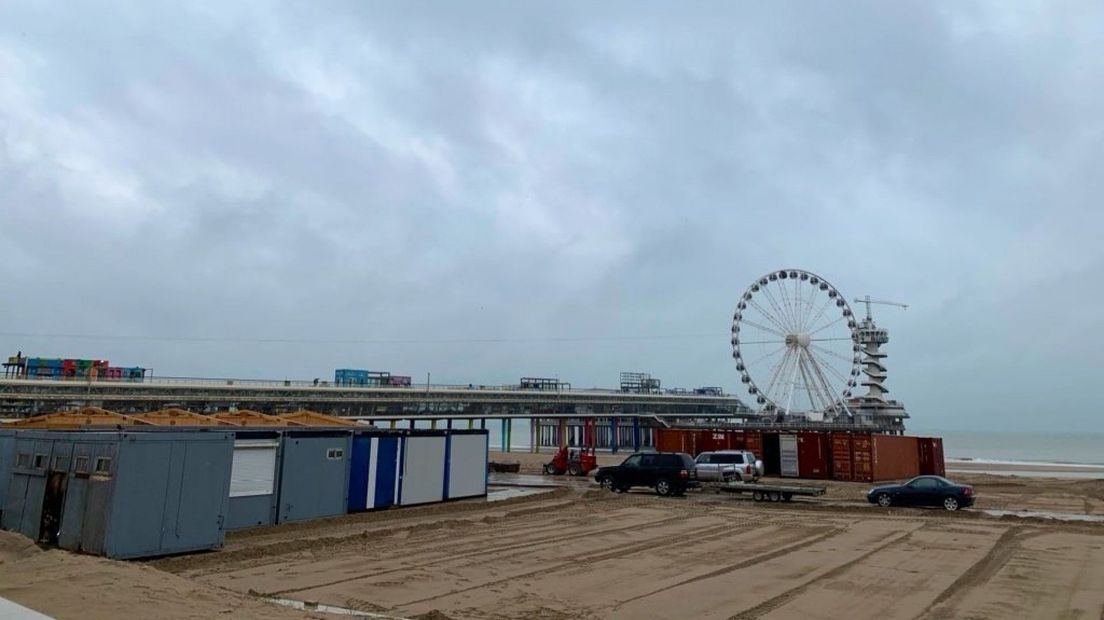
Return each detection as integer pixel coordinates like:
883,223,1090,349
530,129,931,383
94,456,113,474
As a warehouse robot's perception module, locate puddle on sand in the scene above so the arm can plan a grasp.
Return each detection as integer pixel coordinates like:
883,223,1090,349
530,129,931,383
977,509,1104,523
486,487,555,502
265,597,411,618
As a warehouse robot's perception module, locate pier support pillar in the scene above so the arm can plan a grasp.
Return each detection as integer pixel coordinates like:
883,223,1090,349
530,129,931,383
431,419,438,430
501,418,512,452
558,418,568,449
409,419,416,429
480,418,486,430
446,418,453,430
390,420,396,429
611,417,619,454
632,416,641,452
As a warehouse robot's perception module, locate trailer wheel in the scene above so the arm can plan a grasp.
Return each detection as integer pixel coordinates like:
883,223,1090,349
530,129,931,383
782,492,793,502
752,491,764,502
769,491,782,502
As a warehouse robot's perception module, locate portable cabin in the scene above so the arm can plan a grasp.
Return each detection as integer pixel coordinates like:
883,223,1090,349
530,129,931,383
0,428,14,524
347,429,489,512
275,430,353,523
226,430,282,529
0,429,234,559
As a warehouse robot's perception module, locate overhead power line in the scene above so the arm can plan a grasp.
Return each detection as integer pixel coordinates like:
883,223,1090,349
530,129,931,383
0,331,718,345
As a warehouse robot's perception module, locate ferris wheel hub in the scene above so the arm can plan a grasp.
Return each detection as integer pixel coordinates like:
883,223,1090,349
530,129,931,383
785,333,811,348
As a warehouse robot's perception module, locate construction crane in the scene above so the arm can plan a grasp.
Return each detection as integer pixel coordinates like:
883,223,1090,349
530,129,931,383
853,295,908,321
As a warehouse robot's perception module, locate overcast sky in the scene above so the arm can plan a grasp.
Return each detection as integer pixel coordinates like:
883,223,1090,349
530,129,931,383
1,2,1101,432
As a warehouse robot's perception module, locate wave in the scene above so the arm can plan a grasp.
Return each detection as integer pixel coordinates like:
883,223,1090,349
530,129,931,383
948,457,1104,469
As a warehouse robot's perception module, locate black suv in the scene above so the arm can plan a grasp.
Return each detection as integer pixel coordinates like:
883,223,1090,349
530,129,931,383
594,452,698,496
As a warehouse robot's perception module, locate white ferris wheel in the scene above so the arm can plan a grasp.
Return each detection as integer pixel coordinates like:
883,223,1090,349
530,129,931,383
731,269,861,421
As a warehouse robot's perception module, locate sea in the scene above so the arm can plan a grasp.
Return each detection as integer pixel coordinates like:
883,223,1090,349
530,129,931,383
913,429,1104,467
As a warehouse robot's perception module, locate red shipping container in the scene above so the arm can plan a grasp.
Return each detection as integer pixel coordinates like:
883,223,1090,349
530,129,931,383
852,433,874,482
931,438,945,477
745,431,762,460
918,437,946,477
872,435,920,481
796,432,830,479
830,432,854,481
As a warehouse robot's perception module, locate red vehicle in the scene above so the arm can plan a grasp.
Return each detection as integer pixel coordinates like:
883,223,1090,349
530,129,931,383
543,419,598,476
543,446,597,476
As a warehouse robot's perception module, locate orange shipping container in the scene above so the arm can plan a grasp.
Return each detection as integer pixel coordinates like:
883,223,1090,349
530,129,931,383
745,431,762,461
918,437,946,477
655,428,693,454
852,434,874,482
796,432,830,479
872,435,921,481
830,432,853,481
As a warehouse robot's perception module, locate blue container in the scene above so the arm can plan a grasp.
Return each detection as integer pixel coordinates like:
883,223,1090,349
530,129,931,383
348,434,401,511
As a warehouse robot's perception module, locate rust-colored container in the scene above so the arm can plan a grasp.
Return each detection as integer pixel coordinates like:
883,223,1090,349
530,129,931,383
872,435,920,481
655,428,688,453
830,432,854,481
699,430,747,452
745,430,763,460
918,437,946,477
852,433,874,482
796,432,830,479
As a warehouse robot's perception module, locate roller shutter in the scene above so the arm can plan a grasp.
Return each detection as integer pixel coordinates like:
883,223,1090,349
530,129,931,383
230,440,278,497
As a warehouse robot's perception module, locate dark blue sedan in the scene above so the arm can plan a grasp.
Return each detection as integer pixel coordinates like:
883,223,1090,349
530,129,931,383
867,475,975,511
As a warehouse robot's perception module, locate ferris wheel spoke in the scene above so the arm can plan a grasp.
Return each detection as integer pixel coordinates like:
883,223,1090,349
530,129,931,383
794,278,808,333
798,282,820,332
762,348,795,404
800,296,835,334
782,345,803,415
808,343,855,365
746,299,792,335
807,346,854,387
803,348,843,409
738,317,789,339
738,339,787,346
809,337,852,342
746,344,787,368
760,285,795,333
808,315,845,336
777,279,801,333
795,352,822,412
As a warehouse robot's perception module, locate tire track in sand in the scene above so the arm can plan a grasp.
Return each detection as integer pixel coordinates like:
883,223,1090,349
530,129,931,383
913,526,1032,620
610,526,844,609
393,520,797,608
726,526,920,620
270,512,709,597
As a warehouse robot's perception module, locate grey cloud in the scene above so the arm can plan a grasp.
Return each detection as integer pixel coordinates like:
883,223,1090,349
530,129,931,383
1,1,1101,430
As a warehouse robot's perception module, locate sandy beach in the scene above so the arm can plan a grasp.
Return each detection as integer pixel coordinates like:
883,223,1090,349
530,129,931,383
1,451,1102,620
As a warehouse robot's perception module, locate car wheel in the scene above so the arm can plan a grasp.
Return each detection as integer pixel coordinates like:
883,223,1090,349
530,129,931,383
656,478,673,497
876,493,892,508
943,496,960,511
598,475,614,490
568,463,583,476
